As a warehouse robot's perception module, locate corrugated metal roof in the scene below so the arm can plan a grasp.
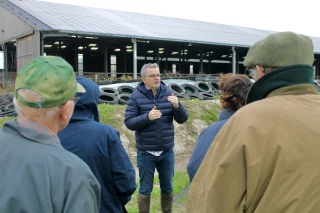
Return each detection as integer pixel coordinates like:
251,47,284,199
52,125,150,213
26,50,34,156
2,0,320,53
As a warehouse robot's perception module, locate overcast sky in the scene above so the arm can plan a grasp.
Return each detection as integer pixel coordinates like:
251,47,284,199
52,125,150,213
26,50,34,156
40,0,319,38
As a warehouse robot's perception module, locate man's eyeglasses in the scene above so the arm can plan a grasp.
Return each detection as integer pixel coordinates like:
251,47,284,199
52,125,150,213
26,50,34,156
145,74,160,78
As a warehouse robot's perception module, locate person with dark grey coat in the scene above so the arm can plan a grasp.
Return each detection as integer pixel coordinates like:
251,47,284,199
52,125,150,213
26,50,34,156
0,56,100,213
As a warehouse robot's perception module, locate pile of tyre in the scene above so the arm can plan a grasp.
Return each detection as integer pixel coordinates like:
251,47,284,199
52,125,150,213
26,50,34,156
168,80,220,101
99,85,136,105
99,78,220,105
0,94,17,117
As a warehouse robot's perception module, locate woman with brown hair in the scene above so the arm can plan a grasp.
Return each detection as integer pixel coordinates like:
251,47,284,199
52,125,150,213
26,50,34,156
187,74,251,182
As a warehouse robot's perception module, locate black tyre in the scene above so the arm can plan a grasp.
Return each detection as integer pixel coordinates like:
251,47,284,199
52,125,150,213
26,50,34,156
194,81,212,93
99,93,119,104
207,81,219,90
181,84,199,94
117,94,131,105
100,87,120,95
187,93,204,100
205,76,218,82
199,92,215,100
195,77,206,82
168,83,185,95
0,93,13,102
176,93,190,100
0,110,17,117
4,103,14,112
188,76,196,81
5,94,14,102
113,80,127,84
211,88,220,96
99,80,113,85
0,99,10,106
0,94,8,99
117,85,136,94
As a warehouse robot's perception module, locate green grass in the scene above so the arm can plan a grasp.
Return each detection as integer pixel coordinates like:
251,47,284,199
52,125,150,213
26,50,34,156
98,103,126,127
125,171,189,213
182,99,220,125
200,105,219,124
0,117,13,127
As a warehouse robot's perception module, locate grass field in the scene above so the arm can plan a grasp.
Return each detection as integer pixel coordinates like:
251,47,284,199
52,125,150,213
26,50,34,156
125,171,189,213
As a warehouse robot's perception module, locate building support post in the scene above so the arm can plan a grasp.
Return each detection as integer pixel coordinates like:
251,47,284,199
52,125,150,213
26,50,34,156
232,46,236,74
315,55,320,77
165,44,168,72
200,49,203,74
209,51,212,74
157,44,160,66
133,39,137,80
123,43,127,74
3,43,7,81
40,33,44,56
104,43,108,78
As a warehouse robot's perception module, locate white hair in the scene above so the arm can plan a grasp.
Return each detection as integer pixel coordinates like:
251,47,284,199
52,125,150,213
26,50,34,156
141,63,160,77
14,89,60,120
249,68,259,80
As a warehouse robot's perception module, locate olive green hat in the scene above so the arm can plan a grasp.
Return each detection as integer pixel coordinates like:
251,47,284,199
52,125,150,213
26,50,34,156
15,56,85,108
244,31,314,68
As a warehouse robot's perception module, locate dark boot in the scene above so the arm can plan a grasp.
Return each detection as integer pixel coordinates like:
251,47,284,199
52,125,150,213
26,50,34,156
161,193,173,213
138,193,151,213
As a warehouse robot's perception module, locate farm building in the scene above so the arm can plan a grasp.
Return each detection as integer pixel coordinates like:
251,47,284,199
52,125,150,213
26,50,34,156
1,0,320,82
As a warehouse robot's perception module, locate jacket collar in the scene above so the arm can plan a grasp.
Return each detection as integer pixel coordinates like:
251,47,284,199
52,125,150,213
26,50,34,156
246,64,315,104
137,81,166,99
3,119,62,148
219,108,236,121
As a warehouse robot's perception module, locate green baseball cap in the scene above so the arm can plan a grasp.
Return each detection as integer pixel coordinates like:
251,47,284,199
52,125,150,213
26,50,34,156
244,31,314,68
15,56,86,108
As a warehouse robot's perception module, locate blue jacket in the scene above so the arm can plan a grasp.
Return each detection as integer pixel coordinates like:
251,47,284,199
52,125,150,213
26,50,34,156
58,77,136,213
124,81,188,151
187,108,235,182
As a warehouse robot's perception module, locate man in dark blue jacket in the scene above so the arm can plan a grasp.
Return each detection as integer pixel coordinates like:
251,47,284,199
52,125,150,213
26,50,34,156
58,76,136,213
187,74,251,182
125,63,188,213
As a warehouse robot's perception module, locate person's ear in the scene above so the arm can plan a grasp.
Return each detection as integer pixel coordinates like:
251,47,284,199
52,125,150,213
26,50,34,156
59,100,74,125
256,65,265,79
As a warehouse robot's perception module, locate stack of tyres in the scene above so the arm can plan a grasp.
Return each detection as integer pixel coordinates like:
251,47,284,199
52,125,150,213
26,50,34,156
0,94,17,117
99,88,119,104
117,85,136,105
99,85,136,105
169,81,219,101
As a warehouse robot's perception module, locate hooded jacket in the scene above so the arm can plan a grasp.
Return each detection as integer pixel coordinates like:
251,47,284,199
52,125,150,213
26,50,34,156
186,65,320,213
124,81,189,151
187,108,235,182
58,77,136,213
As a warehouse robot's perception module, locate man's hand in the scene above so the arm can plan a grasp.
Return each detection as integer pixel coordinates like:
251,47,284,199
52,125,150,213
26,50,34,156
167,92,179,109
148,106,162,121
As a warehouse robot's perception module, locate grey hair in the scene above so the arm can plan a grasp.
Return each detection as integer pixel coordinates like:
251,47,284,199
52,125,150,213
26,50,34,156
249,66,280,80
262,66,280,74
141,63,160,77
14,89,60,120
